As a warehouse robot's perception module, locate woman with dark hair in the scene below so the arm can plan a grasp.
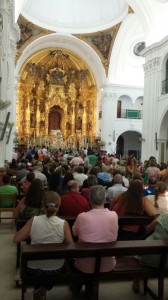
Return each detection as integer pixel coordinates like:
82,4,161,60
145,181,168,212
22,172,35,194
146,158,160,180
80,174,98,200
125,156,137,180
110,180,156,240
49,168,64,193
56,172,74,195
14,178,45,219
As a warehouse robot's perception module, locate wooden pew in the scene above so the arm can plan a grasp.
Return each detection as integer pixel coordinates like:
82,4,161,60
15,214,157,270
21,240,168,300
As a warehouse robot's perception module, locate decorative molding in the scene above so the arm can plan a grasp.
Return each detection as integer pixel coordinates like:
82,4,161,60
143,57,161,75
75,23,121,75
16,15,122,75
10,38,17,57
102,92,116,102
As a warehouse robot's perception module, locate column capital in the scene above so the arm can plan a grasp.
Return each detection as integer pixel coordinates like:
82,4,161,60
102,91,117,102
143,57,161,75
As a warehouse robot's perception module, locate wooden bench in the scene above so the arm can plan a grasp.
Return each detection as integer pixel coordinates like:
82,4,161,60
0,193,17,223
21,240,168,300
15,214,157,270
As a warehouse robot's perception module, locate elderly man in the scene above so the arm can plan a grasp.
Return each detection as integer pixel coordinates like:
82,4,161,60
106,174,127,202
71,185,118,295
59,180,90,216
21,165,47,187
16,163,29,182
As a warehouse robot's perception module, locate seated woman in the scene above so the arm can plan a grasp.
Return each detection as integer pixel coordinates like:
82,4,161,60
13,191,73,293
56,172,74,195
144,181,168,213
71,185,118,296
80,174,98,200
110,180,156,240
22,172,35,194
132,213,168,293
14,178,45,219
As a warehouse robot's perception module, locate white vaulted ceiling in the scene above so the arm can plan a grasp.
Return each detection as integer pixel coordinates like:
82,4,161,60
15,0,128,33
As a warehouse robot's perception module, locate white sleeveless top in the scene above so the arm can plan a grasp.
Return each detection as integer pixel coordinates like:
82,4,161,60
28,215,65,270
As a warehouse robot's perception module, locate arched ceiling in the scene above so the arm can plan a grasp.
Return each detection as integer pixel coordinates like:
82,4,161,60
20,48,96,87
15,0,128,34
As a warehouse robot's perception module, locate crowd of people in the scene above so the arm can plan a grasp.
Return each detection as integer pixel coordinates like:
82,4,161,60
1,145,168,297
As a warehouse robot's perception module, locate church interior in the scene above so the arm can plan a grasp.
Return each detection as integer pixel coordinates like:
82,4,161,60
1,1,168,299
1,0,168,166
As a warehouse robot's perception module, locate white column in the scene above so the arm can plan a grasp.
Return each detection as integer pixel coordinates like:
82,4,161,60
101,85,117,154
0,1,19,166
141,56,161,162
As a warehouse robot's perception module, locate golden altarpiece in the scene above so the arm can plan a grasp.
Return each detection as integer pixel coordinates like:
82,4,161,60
17,49,97,149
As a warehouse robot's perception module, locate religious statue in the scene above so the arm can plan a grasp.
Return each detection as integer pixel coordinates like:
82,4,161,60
27,63,36,76
47,67,66,85
39,65,47,80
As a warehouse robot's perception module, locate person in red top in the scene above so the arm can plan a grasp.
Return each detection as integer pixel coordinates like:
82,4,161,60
59,180,90,217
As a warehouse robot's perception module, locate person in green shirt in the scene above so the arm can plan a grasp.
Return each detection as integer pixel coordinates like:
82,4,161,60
88,153,98,167
0,175,18,207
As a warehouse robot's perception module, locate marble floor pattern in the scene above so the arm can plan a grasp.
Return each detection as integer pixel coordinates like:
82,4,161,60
0,219,168,300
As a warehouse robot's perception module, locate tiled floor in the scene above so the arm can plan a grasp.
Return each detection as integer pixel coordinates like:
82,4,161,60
0,221,168,300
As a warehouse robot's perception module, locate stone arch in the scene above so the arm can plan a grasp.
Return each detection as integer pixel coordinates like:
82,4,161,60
116,130,141,159
16,33,106,89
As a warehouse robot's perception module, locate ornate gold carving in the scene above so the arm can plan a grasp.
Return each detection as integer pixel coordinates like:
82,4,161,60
17,48,97,148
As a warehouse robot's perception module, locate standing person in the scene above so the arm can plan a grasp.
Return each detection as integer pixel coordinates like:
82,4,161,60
13,191,73,295
71,185,118,296
125,156,137,180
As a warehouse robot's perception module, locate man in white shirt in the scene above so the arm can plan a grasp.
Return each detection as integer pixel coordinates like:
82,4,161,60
106,174,127,202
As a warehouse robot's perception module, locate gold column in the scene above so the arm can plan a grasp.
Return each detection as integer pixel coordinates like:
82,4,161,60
82,104,87,136
25,89,30,142
63,105,68,146
36,99,40,137
71,102,75,135
45,107,49,138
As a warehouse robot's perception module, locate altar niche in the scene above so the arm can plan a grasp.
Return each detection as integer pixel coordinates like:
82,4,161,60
16,48,97,147
49,108,61,132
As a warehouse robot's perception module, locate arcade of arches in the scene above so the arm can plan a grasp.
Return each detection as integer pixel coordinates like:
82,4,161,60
16,48,97,148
